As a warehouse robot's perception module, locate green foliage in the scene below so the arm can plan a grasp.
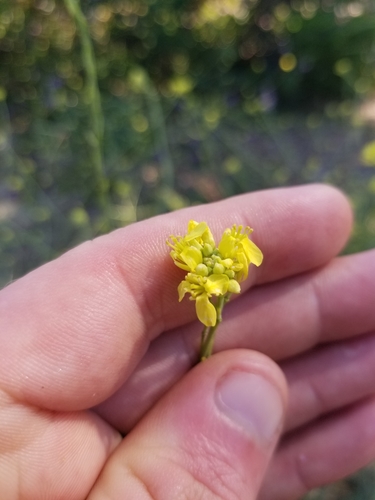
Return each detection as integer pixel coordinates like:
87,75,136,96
0,0,374,282
306,466,375,500
2,1,375,107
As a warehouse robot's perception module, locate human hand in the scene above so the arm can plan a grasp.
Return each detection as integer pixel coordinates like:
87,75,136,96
1,184,372,499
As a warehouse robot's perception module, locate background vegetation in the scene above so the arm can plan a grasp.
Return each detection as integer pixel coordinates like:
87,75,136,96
1,0,375,496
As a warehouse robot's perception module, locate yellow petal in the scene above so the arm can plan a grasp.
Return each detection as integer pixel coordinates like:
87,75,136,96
185,221,209,241
187,220,199,232
236,251,249,281
172,259,191,272
202,225,215,247
180,246,203,271
241,238,263,267
178,280,190,301
196,294,217,326
185,221,215,248
205,274,229,295
218,231,235,258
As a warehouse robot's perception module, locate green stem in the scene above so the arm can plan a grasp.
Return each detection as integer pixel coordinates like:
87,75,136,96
63,0,107,208
200,325,209,353
199,295,226,361
143,77,174,188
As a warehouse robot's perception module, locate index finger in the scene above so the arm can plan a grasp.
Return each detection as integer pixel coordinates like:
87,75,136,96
0,184,352,411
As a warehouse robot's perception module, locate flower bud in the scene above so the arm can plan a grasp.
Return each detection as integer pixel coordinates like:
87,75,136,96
228,279,241,294
195,263,209,277
213,263,225,274
202,243,213,257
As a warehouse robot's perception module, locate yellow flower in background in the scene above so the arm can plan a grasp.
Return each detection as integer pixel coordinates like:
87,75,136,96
168,220,263,327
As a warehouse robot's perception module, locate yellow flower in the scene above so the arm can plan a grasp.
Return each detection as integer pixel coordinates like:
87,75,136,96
185,220,215,247
218,225,263,281
168,220,263,326
167,220,215,272
178,273,229,326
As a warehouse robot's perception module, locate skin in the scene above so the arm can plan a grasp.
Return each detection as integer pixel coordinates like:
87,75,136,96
1,184,374,499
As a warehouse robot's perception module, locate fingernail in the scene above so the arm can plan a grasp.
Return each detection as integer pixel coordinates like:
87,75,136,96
215,371,284,443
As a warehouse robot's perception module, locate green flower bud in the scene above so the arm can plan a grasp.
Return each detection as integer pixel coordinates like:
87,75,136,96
195,263,209,277
213,263,225,274
225,269,235,279
228,279,241,294
202,243,213,257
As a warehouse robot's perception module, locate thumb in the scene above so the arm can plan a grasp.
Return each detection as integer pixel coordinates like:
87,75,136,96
89,349,287,500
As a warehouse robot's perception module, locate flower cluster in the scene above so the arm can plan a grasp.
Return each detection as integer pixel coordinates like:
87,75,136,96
167,220,263,327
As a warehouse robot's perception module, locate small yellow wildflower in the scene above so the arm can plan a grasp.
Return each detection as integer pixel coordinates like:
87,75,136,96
178,273,230,326
218,225,263,281
168,220,263,327
167,221,215,272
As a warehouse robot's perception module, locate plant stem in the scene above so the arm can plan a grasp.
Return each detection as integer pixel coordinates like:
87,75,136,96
143,76,174,188
200,325,209,354
199,295,226,361
63,0,107,208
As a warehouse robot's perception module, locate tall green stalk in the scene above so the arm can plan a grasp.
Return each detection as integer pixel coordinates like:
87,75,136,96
144,81,174,188
64,0,107,208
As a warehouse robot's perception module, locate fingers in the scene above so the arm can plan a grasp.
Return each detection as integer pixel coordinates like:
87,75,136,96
95,249,375,432
283,332,375,432
258,332,375,500
214,248,375,358
0,185,351,411
0,390,120,499
259,397,375,500
88,350,287,500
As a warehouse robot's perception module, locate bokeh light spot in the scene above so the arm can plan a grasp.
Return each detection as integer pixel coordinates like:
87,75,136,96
279,53,297,72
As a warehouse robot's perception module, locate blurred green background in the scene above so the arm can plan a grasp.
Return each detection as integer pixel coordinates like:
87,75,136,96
1,0,375,286
1,0,375,496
